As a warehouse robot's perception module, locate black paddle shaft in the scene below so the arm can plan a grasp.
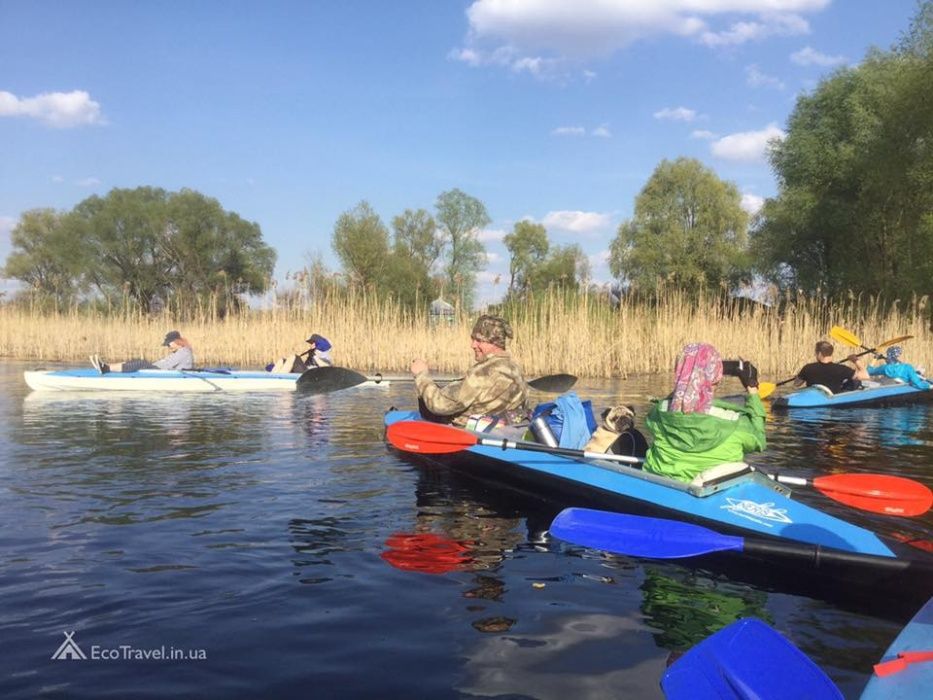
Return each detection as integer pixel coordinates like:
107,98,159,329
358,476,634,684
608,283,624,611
743,538,933,575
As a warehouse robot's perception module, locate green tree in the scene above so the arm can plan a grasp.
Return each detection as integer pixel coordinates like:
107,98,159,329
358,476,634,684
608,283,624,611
609,158,750,292
4,188,275,314
532,244,590,291
70,186,173,311
162,189,275,313
392,208,442,272
68,187,275,314
435,189,490,309
3,208,89,306
503,220,549,298
332,201,389,289
754,1,933,298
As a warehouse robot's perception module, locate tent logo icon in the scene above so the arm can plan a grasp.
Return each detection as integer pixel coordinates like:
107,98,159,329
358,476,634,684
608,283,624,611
51,631,87,660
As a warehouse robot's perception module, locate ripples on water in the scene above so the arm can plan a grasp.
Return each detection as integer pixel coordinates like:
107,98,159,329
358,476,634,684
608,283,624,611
0,361,931,698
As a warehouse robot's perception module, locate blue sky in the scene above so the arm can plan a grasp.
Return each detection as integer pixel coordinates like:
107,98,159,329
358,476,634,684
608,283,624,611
0,0,920,305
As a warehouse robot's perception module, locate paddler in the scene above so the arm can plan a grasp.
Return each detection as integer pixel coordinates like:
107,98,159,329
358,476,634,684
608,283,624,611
410,314,528,427
90,330,195,374
642,343,765,482
867,345,931,390
793,340,869,393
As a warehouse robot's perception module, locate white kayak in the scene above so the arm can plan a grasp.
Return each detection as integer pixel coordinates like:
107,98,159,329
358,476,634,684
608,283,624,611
24,367,392,393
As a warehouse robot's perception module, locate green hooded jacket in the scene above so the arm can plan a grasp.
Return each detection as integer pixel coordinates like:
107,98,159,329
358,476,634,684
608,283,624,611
643,394,767,482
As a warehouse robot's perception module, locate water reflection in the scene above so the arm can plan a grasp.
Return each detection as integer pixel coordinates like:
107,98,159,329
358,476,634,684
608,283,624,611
639,567,770,652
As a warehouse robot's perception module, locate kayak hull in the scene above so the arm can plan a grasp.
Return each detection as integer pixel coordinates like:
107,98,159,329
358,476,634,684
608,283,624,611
24,368,391,392
773,379,933,409
860,596,933,699
384,410,933,609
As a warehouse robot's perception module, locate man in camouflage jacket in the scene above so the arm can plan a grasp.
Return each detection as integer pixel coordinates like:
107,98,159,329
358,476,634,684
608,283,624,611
410,315,529,426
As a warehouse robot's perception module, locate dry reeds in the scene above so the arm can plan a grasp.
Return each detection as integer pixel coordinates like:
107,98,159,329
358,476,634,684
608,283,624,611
0,287,929,377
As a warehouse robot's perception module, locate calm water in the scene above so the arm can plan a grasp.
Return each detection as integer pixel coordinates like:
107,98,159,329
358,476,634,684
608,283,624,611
1,360,931,699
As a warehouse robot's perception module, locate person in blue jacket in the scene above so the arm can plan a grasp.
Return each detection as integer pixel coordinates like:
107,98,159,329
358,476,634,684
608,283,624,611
867,346,931,390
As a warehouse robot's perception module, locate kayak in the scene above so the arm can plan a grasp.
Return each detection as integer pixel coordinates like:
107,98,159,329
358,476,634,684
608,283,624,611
24,367,392,393
773,377,933,409
860,596,933,699
385,410,933,608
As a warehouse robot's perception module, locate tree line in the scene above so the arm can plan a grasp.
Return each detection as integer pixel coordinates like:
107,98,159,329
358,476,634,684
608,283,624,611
3,187,276,315
323,189,590,310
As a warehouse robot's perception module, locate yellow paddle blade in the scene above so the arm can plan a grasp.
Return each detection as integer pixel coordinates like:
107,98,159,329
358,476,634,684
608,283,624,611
758,382,776,399
875,334,914,350
830,325,861,348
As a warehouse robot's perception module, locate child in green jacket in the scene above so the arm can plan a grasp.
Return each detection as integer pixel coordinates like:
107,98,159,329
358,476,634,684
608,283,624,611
644,343,766,482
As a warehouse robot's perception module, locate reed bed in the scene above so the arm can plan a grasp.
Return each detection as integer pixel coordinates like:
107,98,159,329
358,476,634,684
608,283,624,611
0,288,930,378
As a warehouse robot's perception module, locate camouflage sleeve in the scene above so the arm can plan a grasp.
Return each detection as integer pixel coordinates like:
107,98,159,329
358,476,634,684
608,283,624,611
414,358,526,418
414,373,469,416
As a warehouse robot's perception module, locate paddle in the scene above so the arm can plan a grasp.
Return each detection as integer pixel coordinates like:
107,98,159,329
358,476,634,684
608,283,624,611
527,373,577,393
368,372,577,393
661,617,843,700
758,330,915,399
296,366,369,393
548,507,933,574
830,326,914,358
387,421,933,516
387,419,641,465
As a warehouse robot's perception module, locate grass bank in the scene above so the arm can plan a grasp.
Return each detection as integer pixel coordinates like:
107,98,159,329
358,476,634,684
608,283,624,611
1,288,929,378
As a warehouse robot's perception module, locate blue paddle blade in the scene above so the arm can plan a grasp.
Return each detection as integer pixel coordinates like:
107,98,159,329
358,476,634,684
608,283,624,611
662,618,843,700
549,508,746,559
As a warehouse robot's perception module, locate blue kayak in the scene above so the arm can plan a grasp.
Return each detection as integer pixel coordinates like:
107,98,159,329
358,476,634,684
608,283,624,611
385,410,933,607
860,596,933,699
773,378,933,409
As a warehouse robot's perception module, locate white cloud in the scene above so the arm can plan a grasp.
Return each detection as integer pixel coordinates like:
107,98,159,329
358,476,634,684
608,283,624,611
691,129,717,140
551,125,586,136
741,193,765,215
486,251,502,263
454,1,829,76
699,13,810,47
76,177,101,188
541,210,612,234
552,124,611,137
476,227,506,243
51,175,65,183
654,106,697,122
0,90,105,128
711,123,786,162
790,46,847,67
746,64,785,90
588,249,611,272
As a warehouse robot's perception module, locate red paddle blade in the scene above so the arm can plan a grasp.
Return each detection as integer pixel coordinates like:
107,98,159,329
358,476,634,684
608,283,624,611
811,474,933,517
386,420,477,454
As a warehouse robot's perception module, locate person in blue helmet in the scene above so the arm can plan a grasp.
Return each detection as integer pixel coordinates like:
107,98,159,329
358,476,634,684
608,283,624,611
301,333,333,368
267,332,333,373
867,346,930,390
